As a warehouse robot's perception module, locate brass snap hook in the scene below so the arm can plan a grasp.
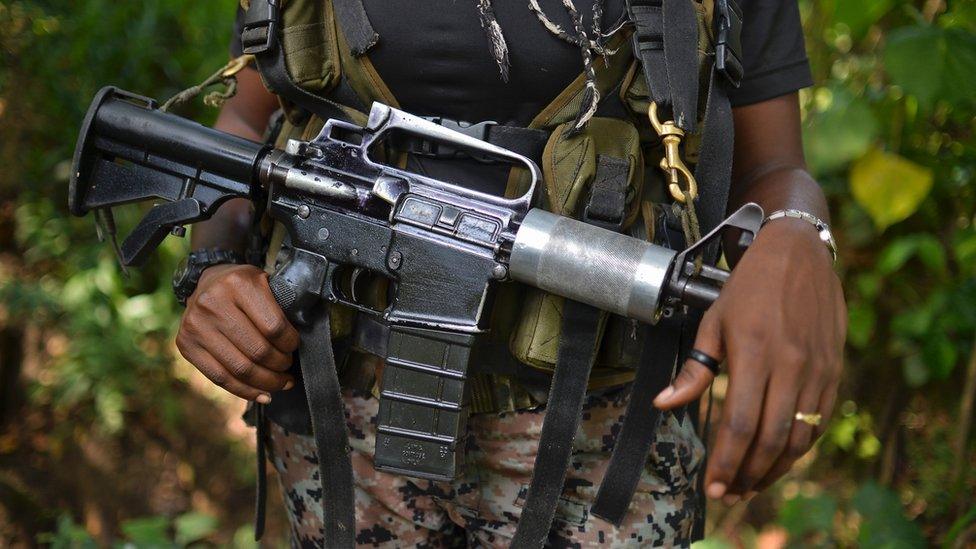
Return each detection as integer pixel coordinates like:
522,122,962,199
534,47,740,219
648,102,698,203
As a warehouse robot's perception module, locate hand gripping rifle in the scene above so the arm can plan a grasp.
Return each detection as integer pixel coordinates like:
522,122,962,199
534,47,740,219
70,87,763,542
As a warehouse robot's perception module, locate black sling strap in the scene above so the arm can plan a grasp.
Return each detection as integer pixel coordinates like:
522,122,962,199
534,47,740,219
296,306,357,548
511,300,603,548
241,4,358,545
510,156,630,548
253,404,268,540
591,0,740,528
627,0,700,132
691,70,735,262
591,317,682,524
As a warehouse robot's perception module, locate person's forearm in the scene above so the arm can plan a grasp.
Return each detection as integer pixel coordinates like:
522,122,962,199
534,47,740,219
725,167,832,267
189,106,268,252
724,94,833,265
728,165,829,223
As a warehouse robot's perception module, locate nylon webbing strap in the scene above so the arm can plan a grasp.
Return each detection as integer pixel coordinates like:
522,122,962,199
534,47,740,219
627,0,700,132
242,0,351,123
590,1,735,527
299,306,357,548
253,403,268,540
692,71,734,263
510,299,603,548
333,0,379,56
590,317,682,525
584,155,631,229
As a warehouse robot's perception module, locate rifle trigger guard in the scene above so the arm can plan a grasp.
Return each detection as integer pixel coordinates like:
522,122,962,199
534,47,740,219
648,102,698,204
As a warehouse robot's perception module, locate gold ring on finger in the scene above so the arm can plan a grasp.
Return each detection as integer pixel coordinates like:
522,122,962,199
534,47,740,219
794,412,822,427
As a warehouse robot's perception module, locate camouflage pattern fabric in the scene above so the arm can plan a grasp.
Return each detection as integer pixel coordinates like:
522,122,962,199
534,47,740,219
266,386,704,548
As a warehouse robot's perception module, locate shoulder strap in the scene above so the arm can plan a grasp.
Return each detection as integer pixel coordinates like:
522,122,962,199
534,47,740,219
627,0,700,132
509,156,630,548
333,0,378,56
590,0,740,527
242,0,352,123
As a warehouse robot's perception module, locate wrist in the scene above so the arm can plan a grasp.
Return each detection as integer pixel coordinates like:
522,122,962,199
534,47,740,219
761,217,835,265
762,209,837,265
173,248,245,305
196,263,240,287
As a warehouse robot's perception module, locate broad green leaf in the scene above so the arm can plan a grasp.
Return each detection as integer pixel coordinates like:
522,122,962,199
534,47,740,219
942,28,976,108
36,514,97,549
877,238,920,274
884,25,976,108
803,90,879,175
834,0,895,39
891,309,933,339
954,228,976,270
232,525,260,549
885,26,945,106
857,433,882,459
877,234,947,275
940,2,976,32
829,413,859,450
174,512,219,545
120,516,172,547
850,148,934,231
852,483,925,548
779,494,838,540
854,273,882,301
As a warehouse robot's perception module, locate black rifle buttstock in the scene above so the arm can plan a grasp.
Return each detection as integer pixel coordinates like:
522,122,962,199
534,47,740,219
69,86,268,265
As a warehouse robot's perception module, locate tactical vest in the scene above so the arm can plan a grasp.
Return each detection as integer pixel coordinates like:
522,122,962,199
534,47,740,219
237,0,743,545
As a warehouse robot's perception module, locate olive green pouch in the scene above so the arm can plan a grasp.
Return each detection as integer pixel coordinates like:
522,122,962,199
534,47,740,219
509,117,645,373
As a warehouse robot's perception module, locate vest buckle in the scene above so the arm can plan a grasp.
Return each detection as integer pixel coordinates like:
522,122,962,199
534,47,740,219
714,0,744,88
241,0,280,55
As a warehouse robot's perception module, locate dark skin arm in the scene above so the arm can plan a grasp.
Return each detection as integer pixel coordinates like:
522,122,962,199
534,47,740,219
177,67,301,404
180,73,845,501
653,93,847,503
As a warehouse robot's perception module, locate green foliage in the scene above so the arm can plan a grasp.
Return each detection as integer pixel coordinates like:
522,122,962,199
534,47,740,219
766,483,925,548
0,0,237,433
885,25,976,109
39,513,221,548
36,515,97,549
852,483,926,548
1,0,974,546
779,493,838,546
801,0,976,390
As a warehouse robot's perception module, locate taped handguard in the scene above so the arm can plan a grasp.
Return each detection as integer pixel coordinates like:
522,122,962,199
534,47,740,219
69,85,762,483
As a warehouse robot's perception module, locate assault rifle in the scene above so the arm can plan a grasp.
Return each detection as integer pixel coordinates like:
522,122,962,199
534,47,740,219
70,86,763,482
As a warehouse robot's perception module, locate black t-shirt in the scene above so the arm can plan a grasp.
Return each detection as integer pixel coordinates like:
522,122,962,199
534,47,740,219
231,0,813,123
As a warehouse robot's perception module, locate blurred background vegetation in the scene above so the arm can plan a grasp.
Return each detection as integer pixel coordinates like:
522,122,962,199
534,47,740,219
0,0,973,547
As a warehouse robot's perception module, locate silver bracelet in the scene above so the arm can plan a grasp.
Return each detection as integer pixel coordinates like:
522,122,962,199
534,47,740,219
762,209,838,263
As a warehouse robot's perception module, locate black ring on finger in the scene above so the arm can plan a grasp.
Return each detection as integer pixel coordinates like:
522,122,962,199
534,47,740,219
688,348,722,375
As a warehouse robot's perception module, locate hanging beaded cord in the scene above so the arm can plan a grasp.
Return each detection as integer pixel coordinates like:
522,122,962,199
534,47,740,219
478,0,625,135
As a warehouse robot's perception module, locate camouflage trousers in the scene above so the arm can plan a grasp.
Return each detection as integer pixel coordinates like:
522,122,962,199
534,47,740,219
266,386,704,548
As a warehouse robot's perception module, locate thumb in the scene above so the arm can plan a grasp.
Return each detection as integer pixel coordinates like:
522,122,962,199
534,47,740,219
653,311,724,410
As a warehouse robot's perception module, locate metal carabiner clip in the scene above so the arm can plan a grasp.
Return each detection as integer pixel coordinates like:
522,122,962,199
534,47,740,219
648,102,698,203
